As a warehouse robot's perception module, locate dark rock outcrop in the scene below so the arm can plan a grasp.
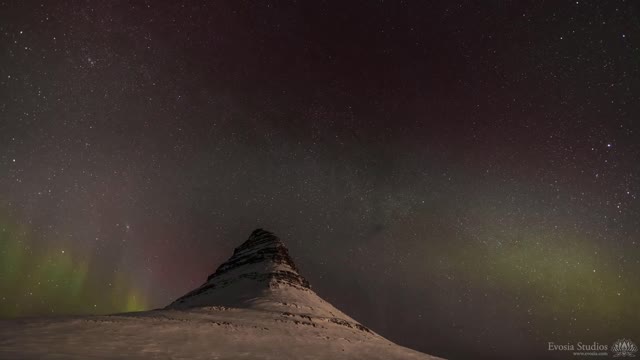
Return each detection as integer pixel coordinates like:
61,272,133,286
169,229,311,307
205,229,310,289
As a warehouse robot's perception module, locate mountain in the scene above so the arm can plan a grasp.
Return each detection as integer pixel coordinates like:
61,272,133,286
167,229,357,321
0,229,443,360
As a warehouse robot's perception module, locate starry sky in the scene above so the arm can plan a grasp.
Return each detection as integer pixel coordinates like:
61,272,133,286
1,1,639,359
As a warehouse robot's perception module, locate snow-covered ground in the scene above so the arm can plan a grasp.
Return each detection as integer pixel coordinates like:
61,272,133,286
0,305,442,359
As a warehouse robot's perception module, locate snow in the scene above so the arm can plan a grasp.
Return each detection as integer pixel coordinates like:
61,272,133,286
168,261,353,320
0,306,443,359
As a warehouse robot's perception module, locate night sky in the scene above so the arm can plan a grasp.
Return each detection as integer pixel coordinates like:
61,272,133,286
1,1,639,359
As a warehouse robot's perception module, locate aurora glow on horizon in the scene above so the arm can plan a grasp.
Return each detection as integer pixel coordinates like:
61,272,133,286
0,1,639,359
0,208,148,317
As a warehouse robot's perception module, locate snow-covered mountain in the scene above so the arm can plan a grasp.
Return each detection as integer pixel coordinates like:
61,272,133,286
168,228,359,321
0,229,443,359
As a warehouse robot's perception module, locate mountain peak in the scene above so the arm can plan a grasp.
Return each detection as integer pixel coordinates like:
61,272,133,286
234,228,280,253
204,228,309,288
168,229,321,311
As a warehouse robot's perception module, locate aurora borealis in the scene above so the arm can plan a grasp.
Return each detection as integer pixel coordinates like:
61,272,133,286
1,1,639,359
0,208,148,316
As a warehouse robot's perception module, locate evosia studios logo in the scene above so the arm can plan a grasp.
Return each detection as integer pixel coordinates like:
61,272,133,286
611,339,638,357
547,338,637,357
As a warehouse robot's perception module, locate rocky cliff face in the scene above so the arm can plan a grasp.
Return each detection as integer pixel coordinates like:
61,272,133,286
207,228,310,289
168,229,317,309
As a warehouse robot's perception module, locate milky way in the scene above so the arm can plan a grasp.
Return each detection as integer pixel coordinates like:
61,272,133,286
0,1,638,359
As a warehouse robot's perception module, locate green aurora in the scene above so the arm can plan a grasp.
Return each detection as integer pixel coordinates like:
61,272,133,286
0,210,148,317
